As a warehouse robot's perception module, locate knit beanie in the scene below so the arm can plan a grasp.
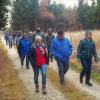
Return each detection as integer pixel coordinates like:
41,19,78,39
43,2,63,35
35,35,42,41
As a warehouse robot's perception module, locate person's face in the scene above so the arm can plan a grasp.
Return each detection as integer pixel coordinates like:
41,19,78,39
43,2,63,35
37,27,41,30
29,31,32,35
36,39,42,45
23,34,28,38
58,33,64,39
48,30,52,34
87,33,92,39
36,27,41,33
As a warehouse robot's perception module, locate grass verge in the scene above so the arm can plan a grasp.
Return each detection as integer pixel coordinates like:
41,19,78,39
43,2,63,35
0,39,30,100
70,62,100,84
47,67,95,100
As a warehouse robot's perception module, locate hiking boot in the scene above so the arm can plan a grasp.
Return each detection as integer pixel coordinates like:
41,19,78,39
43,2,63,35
85,74,92,86
21,62,23,66
85,81,92,86
51,60,53,62
60,79,64,85
35,85,39,93
42,86,47,94
80,76,83,84
26,67,30,69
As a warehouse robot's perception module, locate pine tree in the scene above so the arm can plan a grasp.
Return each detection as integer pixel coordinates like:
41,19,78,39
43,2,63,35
11,0,39,32
0,0,10,30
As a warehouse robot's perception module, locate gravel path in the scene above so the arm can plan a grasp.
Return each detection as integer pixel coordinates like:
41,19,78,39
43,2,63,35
1,35,100,100
49,61,100,100
1,36,66,100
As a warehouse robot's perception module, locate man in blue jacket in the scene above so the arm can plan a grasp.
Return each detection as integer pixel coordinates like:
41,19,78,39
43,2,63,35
51,31,72,85
19,33,32,69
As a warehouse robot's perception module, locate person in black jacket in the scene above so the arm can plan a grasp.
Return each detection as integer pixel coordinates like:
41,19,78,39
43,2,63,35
46,28,55,64
31,27,46,45
29,35,48,94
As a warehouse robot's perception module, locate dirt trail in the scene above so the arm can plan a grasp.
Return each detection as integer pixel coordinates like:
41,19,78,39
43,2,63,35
1,36,66,100
1,35,100,100
49,61,100,100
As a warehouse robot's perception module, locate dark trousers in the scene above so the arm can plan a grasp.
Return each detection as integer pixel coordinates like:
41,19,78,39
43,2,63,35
17,46,20,57
80,58,92,82
20,54,29,68
13,37,15,45
47,49,53,64
5,39,8,45
57,60,69,84
29,59,35,71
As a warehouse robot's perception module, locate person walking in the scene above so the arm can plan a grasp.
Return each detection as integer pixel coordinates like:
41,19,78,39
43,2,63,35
16,33,23,58
28,31,33,42
46,28,55,64
77,30,99,86
12,32,16,45
19,33,32,69
4,32,9,45
31,27,46,45
29,35,48,94
51,31,72,85
8,33,13,48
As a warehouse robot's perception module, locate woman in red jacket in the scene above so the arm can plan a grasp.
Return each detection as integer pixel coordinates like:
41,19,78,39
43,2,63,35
29,35,48,94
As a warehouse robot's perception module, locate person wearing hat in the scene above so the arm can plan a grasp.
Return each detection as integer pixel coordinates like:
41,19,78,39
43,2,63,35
46,28,55,64
19,33,32,69
77,30,99,86
51,31,72,85
29,35,48,94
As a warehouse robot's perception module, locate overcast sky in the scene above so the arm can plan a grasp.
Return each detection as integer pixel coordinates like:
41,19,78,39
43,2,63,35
51,0,92,7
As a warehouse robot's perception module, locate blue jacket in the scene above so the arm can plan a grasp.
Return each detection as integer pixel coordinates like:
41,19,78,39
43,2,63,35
51,37,72,62
19,38,31,56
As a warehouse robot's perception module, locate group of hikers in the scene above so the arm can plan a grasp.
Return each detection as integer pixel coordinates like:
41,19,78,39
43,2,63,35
4,27,99,94
4,32,16,48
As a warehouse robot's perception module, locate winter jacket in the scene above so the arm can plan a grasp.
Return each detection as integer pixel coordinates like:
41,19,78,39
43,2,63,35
46,34,55,50
5,33,9,40
19,38,31,56
16,36,22,47
8,35,13,43
31,32,46,44
29,45,48,67
51,37,72,62
77,39,99,62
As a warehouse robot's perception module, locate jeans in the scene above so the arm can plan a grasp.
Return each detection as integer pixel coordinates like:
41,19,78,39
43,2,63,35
9,41,12,48
57,60,69,84
80,58,92,82
20,54,29,68
34,64,46,86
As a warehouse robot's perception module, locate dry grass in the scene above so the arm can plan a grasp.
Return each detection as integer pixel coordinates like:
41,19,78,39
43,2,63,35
0,39,30,100
47,67,95,100
65,30,100,52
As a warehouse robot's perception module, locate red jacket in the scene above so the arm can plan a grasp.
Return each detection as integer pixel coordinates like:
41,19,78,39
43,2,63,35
35,48,46,67
29,46,48,68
